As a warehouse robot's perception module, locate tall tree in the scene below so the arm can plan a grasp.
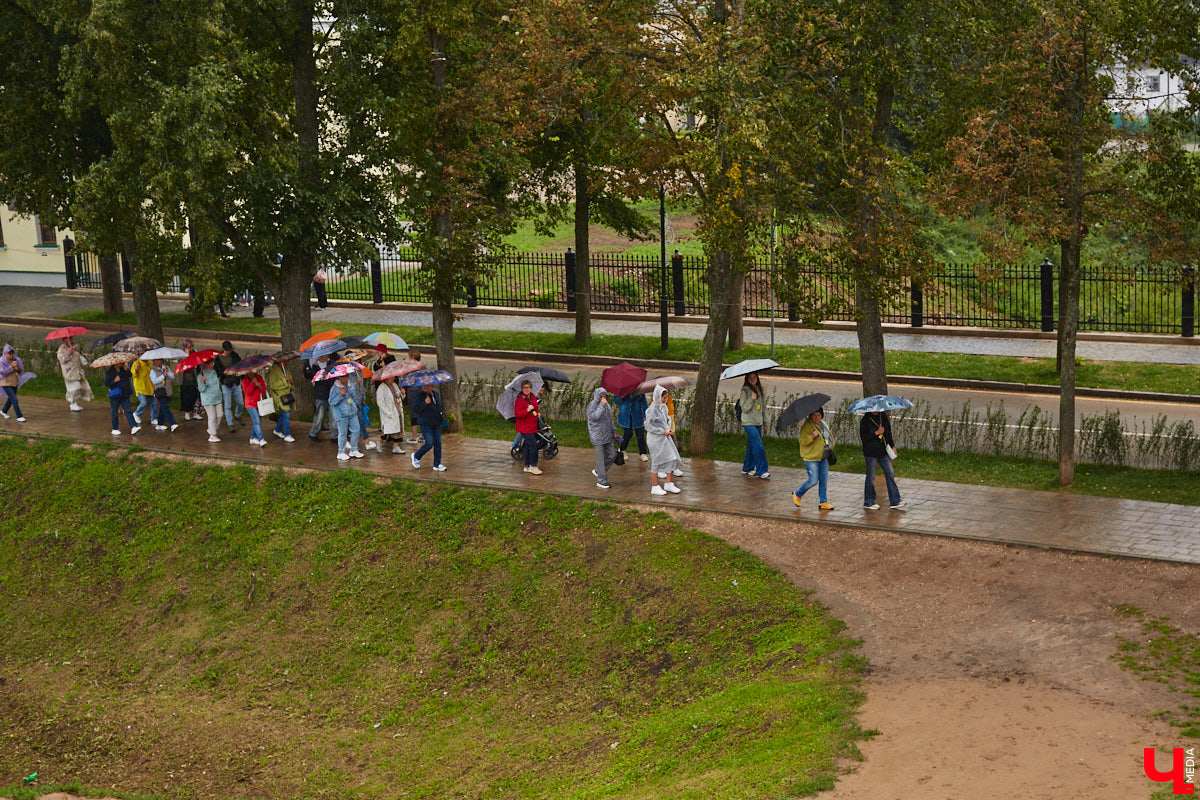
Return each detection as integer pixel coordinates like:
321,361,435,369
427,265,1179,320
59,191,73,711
935,0,1198,485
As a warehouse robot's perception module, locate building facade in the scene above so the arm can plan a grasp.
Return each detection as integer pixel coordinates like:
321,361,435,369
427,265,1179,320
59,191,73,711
0,206,70,287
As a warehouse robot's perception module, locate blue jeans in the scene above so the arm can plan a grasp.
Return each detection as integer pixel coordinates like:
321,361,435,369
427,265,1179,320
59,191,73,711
864,455,902,507
415,423,442,466
522,431,539,467
134,392,154,422
222,383,244,426
247,408,264,441
795,458,829,503
156,396,176,427
1,386,21,418
742,425,768,475
336,414,360,453
109,395,135,430
274,410,291,437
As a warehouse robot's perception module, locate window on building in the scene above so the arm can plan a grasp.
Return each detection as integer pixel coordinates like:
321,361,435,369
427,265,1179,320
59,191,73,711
1127,74,1137,92
1147,75,1162,93
34,216,57,246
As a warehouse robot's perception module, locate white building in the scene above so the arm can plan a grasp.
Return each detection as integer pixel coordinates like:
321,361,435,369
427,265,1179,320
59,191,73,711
0,205,71,287
1106,58,1195,119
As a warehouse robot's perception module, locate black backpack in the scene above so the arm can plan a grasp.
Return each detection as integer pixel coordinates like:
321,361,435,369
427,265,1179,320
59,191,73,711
734,399,743,422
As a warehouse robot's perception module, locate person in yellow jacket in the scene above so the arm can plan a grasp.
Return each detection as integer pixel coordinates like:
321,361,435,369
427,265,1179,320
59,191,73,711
266,361,297,442
130,357,156,426
792,408,835,510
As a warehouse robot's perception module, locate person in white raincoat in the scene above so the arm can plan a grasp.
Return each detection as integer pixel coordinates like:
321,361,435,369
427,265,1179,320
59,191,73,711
57,336,92,411
376,375,406,454
645,384,682,496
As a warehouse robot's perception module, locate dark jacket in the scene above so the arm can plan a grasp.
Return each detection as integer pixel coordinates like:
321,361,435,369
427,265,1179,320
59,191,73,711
409,388,444,427
859,412,895,458
305,359,335,405
215,351,241,387
104,365,134,398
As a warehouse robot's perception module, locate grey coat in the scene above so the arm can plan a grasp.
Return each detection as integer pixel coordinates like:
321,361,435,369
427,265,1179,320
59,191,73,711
586,388,617,445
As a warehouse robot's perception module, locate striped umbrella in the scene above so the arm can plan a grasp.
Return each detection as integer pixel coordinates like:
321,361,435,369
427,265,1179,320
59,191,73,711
224,354,273,376
399,368,454,387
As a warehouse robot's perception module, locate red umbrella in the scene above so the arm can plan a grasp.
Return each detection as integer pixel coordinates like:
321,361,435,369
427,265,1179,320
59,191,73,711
45,326,89,341
175,349,221,374
600,361,648,397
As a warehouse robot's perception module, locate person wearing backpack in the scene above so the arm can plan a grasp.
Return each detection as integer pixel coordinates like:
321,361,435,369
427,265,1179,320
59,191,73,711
739,372,769,478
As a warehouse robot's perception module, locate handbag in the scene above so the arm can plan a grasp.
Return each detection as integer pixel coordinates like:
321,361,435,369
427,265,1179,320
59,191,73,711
885,444,898,461
257,396,276,416
614,448,625,466
313,267,327,284
823,444,838,466
108,386,123,399
153,386,169,399
280,393,295,407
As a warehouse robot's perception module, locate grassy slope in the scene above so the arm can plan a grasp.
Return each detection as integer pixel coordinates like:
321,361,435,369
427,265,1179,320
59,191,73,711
0,439,866,800
59,310,1200,396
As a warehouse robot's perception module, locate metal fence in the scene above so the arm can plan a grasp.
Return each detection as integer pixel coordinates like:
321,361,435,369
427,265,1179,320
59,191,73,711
66,247,1198,336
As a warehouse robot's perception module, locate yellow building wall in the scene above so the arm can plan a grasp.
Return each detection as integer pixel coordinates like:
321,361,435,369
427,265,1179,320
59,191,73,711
0,207,70,286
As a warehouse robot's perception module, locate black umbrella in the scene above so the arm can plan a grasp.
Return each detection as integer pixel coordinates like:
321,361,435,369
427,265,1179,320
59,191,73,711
91,331,134,349
340,335,368,349
775,393,832,434
516,364,572,383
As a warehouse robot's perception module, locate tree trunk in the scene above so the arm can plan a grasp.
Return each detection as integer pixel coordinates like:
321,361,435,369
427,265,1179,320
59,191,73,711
855,280,888,396
278,256,314,411
1057,237,1081,486
123,238,163,341
573,154,592,342
689,250,734,454
727,267,745,349
99,254,124,315
431,298,462,431
286,0,318,413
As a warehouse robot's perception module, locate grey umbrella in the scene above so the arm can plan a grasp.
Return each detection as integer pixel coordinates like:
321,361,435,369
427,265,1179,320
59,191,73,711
775,393,832,434
516,365,572,383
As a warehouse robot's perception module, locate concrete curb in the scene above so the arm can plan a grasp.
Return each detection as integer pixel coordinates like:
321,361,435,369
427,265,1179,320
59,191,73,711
5,313,1198,405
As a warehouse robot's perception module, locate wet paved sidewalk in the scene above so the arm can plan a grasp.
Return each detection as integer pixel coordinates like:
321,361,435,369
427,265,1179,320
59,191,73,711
5,395,1200,565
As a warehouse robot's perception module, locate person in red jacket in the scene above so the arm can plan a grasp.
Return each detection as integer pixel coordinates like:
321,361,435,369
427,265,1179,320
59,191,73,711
241,371,270,447
514,379,543,475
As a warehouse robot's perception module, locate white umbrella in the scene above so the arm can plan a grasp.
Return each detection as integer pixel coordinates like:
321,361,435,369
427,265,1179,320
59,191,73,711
496,372,545,420
139,346,189,361
719,358,780,381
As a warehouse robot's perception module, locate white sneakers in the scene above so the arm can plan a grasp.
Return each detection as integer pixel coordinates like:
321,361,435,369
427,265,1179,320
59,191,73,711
16,417,25,423
337,452,350,461
70,403,83,412
411,454,420,469
208,435,221,443
184,412,192,420
170,424,179,432
130,425,142,435
284,435,295,442
0,410,8,419
664,483,681,493
673,469,684,477
639,453,649,462
366,441,378,451
273,430,285,439
650,485,667,496
250,437,268,447
391,445,404,454
155,425,167,431
433,464,447,472
350,450,365,458
111,429,121,436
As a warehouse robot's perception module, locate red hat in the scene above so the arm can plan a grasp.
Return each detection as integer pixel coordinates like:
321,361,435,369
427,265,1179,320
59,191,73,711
374,343,388,353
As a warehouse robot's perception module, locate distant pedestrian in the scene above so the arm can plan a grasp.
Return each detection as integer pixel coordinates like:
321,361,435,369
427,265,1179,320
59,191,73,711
793,408,834,510
0,344,27,422
646,385,682,495
130,356,156,426
405,348,423,444
196,356,223,442
586,387,617,489
305,354,334,441
330,373,364,460
241,371,269,447
149,359,178,431
266,361,296,442
514,379,542,475
376,376,405,454
56,336,91,412
215,341,245,430
860,410,906,510
409,383,445,471
313,265,328,309
178,339,202,420
104,361,139,435
617,391,649,462
739,372,769,479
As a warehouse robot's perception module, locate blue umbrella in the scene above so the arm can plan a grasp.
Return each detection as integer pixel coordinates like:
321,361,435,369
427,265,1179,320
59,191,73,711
399,368,454,387
300,339,346,360
848,394,914,414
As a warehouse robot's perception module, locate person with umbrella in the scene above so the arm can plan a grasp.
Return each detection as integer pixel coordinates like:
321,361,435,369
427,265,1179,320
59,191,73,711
0,344,28,422
860,408,906,510
149,359,179,432
178,340,203,422
305,351,336,442
130,352,157,427
101,355,140,436
329,369,365,460
241,365,270,447
514,378,544,475
53,333,91,412
739,372,770,479
195,353,224,442
645,385,682,496
587,388,618,489
793,408,835,511
404,348,423,444
266,358,297,443
375,372,406,454
617,391,649,462
214,341,245,431
408,372,448,471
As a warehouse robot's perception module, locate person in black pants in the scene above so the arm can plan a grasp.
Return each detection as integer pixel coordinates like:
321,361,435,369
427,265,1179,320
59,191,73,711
860,411,906,510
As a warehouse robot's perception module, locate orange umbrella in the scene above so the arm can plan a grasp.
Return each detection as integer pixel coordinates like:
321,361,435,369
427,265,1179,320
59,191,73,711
298,329,343,352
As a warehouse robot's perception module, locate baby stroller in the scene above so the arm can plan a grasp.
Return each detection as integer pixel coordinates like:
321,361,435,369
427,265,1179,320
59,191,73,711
511,416,560,461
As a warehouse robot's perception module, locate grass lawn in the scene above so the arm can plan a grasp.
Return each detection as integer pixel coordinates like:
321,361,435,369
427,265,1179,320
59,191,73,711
0,438,867,800
461,411,1200,506
60,310,1200,396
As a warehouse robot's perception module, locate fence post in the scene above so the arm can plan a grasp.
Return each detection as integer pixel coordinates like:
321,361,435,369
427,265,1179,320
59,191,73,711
564,248,576,313
63,250,76,290
120,253,132,293
1183,264,1195,338
910,281,924,327
671,250,685,316
370,254,383,304
787,302,798,322
466,283,478,307
1040,257,1055,332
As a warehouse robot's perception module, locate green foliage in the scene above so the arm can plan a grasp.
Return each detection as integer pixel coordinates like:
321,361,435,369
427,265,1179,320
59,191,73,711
1112,612,1200,739
0,440,867,798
